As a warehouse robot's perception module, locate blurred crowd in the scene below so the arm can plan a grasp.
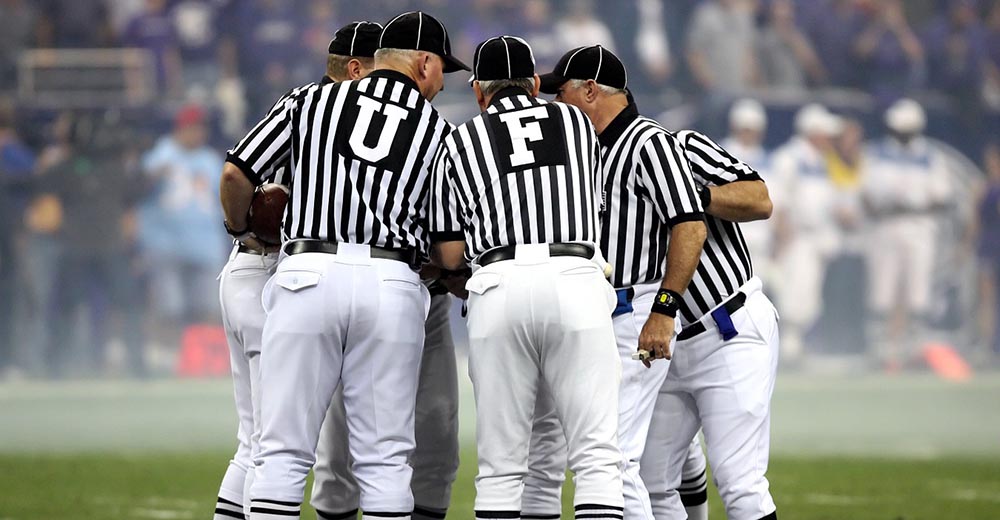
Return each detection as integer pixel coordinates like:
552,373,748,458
0,0,999,378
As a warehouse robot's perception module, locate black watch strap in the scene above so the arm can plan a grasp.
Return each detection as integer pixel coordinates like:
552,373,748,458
651,289,681,318
697,183,712,210
224,220,249,237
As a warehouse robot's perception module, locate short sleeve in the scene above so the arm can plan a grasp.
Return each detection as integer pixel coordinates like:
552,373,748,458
680,130,762,186
429,143,464,242
226,93,295,186
637,132,705,226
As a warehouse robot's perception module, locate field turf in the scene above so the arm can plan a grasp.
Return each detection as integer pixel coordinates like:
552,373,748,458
1,373,999,519
1,451,999,519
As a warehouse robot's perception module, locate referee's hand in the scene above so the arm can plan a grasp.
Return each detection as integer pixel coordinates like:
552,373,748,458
638,313,675,368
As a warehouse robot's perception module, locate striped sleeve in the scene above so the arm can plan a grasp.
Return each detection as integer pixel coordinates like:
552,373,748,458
679,130,762,186
637,132,705,226
429,141,464,242
226,94,295,186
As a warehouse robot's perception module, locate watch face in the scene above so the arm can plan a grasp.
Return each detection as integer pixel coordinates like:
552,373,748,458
657,292,674,305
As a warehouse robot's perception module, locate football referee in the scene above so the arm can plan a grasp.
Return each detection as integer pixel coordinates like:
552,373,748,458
430,36,625,520
220,11,468,520
529,45,710,520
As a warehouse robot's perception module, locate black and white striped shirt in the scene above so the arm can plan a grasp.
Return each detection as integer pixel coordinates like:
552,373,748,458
597,103,704,291
227,70,450,253
676,130,762,324
429,88,603,260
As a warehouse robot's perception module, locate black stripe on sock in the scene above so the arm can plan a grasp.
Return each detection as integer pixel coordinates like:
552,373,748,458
364,512,411,518
678,482,708,493
574,504,624,511
254,499,301,507
214,508,246,519
576,515,623,519
679,489,708,507
681,470,706,484
758,512,777,520
475,510,520,519
249,506,300,516
522,514,560,519
317,508,358,519
218,497,243,508
413,506,447,519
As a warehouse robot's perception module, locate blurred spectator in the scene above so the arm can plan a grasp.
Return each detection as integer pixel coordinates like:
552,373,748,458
861,99,954,371
171,0,237,93
0,0,36,92
39,111,146,377
980,1,1000,110
686,0,760,95
0,99,35,376
923,0,988,118
854,0,926,104
521,0,562,72
757,0,827,92
976,142,1000,359
137,105,227,353
800,0,869,88
16,112,73,377
634,0,673,86
35,0,114,48
235,0,306,112
721,99,777,287
297,0,341,83
122,0,183,97
771,104,845,366
553,0,616,51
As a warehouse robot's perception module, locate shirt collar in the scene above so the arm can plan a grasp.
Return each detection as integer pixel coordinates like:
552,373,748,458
599,102,640,148
321,75,335,85
367,69,420,93
488,87,531,109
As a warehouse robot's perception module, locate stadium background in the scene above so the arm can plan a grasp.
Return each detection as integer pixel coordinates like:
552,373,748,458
0,0,999,518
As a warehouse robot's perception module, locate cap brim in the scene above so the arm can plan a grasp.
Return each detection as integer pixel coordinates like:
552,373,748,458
442,54,471,73
538,72,568,94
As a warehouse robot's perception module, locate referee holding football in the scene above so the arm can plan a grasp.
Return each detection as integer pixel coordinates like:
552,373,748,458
220,10,467,520
430,36,625,520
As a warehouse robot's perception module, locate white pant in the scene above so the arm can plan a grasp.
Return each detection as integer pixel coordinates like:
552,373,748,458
311,293,459,518
643,278,779,520
216,249,278,519
867,220,935,316
521,281,694,520
467,246,624,519
250,244,430,519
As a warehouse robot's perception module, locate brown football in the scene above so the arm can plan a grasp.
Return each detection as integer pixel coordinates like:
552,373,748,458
248,183,289,245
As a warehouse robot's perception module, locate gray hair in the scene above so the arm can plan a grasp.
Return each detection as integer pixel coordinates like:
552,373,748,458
374,48,425,64
477,77,535,98
568,79,626,96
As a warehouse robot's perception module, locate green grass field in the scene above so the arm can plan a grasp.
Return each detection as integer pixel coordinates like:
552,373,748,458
1,372,999,519
1,452,999,519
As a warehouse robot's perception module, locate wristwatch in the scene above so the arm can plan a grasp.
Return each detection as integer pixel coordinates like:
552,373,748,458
651,289,681,318
224,220,252,242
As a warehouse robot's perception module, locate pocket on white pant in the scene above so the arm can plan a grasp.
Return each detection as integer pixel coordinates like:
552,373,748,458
273,270,322,292
466,272,501,296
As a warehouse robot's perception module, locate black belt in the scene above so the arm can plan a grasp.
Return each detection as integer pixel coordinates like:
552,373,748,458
677,291,747,341
283,240,420,268
478,243,594,267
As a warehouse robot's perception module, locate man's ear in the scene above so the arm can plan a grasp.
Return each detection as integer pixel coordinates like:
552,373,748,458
347,59,363,80
420,52,433,79
585,79,600,103
531,74,541,97
473,81,487,110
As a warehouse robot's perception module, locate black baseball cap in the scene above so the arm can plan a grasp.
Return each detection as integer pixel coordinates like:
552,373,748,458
379,11,470,73
539,45,628,94
470,36,536,82
328,21,383,58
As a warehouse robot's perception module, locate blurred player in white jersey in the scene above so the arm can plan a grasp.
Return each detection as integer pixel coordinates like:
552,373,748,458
722,99,776,288
770,104,846,365
861,99,953,370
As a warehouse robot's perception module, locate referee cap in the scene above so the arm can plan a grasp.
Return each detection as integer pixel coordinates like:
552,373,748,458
538,45,627,94
328,21,383,58
380,11,471,72
471,36,535,82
